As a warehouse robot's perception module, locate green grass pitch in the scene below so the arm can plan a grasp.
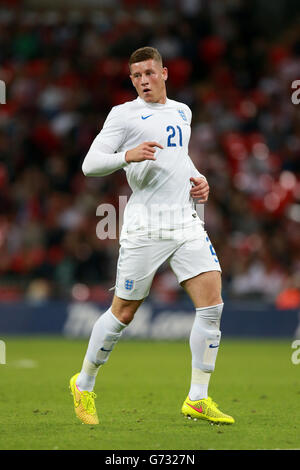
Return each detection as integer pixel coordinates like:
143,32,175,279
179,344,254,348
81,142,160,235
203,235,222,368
0,336,299,450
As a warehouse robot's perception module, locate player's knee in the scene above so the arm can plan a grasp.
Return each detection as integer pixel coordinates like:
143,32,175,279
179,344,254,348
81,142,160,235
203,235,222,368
205,294,223,308
203,286,223,307
112,297,143,325
117,310,135,325
112,305,137,325
198,272,222,306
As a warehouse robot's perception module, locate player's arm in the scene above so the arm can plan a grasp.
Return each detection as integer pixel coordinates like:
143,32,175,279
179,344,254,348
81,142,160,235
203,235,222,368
185,105,209,203
82,139,163,176
125,141,163,163
82,137,129,177
190,176,209,203
82,106,163,177
189,157,209,203
82,106,130,177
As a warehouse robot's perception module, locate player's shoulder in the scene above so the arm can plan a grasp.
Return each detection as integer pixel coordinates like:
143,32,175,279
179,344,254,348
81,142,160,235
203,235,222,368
108,98,140,117
167,98,192,122
168,97,190,110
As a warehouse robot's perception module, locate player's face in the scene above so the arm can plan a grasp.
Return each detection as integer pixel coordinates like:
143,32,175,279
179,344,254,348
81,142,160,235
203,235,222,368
130,59,168,104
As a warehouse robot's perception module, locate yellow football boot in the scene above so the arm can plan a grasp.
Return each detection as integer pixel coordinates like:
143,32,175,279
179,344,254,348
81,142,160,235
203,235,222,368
181,395,235,424
69,373,99,425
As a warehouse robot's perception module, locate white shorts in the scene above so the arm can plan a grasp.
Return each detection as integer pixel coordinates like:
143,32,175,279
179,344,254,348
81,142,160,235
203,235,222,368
114,225,221,300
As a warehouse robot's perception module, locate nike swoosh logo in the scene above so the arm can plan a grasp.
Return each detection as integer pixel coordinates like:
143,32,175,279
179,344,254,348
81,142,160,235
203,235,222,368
100,347,112,352
186,402,203,414
141,114,153,120
209,344,219,348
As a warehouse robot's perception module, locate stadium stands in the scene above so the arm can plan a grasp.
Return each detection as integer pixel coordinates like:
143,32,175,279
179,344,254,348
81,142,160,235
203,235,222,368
0,0,299,307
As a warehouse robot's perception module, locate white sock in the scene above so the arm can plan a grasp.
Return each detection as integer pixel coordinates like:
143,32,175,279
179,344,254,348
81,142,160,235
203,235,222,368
189,368,211,400
188,303,223,400
76,308,127,392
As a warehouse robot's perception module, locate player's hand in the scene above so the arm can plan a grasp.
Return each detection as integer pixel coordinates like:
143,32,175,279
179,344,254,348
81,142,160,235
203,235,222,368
125,142,163,163
190,177,209,203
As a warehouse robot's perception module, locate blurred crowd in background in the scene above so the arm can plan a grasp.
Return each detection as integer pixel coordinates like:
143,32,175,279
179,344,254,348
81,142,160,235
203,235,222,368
0,0,300,307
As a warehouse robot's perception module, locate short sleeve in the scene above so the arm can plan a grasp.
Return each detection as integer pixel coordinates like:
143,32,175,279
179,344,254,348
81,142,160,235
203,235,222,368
97,106,127,152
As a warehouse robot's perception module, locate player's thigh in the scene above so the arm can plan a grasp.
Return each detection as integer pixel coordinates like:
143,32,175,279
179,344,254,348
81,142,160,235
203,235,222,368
115,236,177,303
169,231,222,307
181,270,222,308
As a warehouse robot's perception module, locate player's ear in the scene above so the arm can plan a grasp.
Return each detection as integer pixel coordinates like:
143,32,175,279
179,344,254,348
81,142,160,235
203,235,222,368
129,73,136,88
129,65,134,83
162,67,168,81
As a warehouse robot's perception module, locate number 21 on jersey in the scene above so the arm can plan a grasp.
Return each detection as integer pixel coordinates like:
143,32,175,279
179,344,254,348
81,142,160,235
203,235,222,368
166,125,183,147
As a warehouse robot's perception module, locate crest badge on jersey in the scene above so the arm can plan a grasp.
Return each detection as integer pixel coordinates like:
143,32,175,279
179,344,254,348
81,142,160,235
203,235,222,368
124,279,134,291
177,109,187,122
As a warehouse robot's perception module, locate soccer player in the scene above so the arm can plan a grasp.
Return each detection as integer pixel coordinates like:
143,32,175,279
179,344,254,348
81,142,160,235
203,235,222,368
69,47,234,425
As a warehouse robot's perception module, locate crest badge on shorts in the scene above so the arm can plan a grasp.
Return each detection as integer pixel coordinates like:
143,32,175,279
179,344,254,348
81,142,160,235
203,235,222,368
124,279,134,291
177,109,187,122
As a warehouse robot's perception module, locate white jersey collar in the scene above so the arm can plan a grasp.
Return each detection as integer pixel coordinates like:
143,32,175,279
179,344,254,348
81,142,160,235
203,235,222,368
137,96,170,109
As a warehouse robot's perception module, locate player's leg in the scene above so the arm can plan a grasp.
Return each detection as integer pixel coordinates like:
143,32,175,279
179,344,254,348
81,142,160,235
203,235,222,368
181,270,223,401
180,271,233,423
169,231,234,423
70,235,177,423
181,269,222,308
76,295,144,392
70,296,143,425
111,293,144,325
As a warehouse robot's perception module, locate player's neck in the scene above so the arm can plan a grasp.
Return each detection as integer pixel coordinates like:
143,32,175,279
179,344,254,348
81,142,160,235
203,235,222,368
139,94,167,106
156,94,167,104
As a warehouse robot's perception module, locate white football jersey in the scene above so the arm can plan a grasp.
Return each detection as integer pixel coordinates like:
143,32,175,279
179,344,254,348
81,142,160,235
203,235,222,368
83,96,205,237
